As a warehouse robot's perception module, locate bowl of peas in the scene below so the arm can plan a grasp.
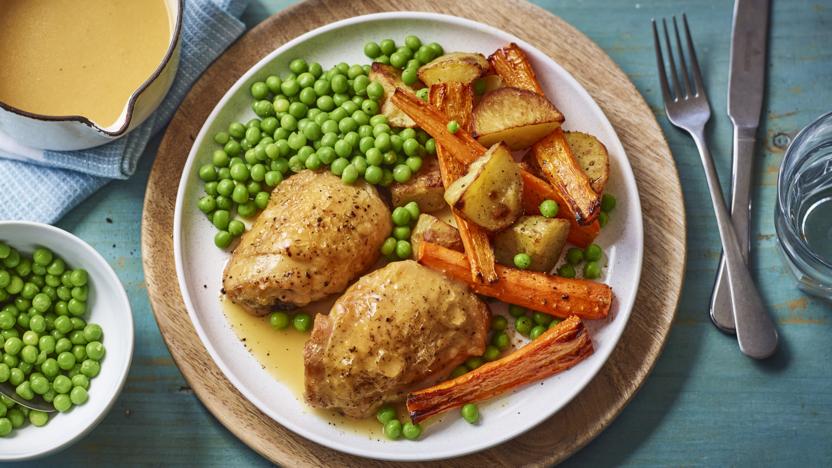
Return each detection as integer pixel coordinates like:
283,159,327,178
0,221,133,461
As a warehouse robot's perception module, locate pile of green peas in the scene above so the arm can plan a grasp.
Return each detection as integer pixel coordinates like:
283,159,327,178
375,404,422,441
0,242,105,435
380,201,421,261
557,243,605,280
363,35,444,84
598,192,616,227
197,36,445,250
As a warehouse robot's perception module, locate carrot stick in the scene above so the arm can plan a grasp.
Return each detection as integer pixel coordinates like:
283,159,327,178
521,170,600,247
429,83,498,284
530,129,601,224
417,242,612,320
407,315,593,423
487,43,545,95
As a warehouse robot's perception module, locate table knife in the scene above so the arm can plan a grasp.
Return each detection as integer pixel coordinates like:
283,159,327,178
710,0,771,333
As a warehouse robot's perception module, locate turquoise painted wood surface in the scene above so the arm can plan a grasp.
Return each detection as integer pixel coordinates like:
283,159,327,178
15,0,832,465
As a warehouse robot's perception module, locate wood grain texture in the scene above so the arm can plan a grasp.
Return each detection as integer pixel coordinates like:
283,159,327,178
140,0,683,465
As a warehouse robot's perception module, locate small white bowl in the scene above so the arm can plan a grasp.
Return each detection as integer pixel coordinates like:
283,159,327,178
0,222,134,461
0,0,183,151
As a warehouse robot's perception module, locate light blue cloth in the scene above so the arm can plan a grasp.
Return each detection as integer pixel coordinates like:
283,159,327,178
0,0,249,222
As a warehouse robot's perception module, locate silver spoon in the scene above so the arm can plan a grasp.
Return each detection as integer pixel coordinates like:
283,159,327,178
0,382,56,412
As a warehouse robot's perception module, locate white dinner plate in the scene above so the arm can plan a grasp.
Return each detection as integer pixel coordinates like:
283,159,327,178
173,12,643,461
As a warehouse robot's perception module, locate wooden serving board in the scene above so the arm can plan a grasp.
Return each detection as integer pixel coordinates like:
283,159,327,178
141,0,685,465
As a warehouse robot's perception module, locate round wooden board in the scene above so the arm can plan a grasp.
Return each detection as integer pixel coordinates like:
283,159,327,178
141,0,685,465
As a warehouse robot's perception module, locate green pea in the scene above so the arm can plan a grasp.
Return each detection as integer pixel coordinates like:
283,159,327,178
461,403,479,424
265,75,282,94
508,304,526,318
416,46,434,65
515,316,533,336
85,341,105,361
391,207,412,227
5,276,22,295
384,419,402,440
380,237,397,257
80,359,100,378
0,243,8,260
8,368,23,386
16,381,33,400
446,120,460,134
351,156,368,175
288,132,307,150
566,248,584,265
376,405,397,424
379,39,396,56
393,226,411,241
364,41,382,58
341,164,359,184
530,325,547,340
334,140,353,158
250,81,269,99
404,35,422,51
393,165,412,183
0,417,12,435
338,117,357,134
289,58,307,74
402,67,418,85
492,331,510,351
237,202,258,218
599,212,609,228
584,261,602,279
31,293,50,313
402,421,422,440
53,374,72,394
274,97,290,113
390,52,408,69
425,138,436,154
491,315,507,331
330,158,349,176
281,78,300,96
374,133,391,152
427,42,444,56
28,410,48,427
265,312,289,330
331,75,348,94
55,337,72,353
549,318,563,329
366,81,384,101
214,231,232,249
57,351,76,370
297,72,315,89
2,249,19,269
30,375,50,395
20,345,38,364
303,153,321,170
585,244,603,262
38,335,55,355
224,139,242,157
395,240,412,259
316,95,335,111
416,87,429,101
7,408,24,428
364,165,383,184
353,75,370,96
539,199,559,218
292,313,312,332
53,393,72,412
70,386,89,405
403,201,420,221
484,345,502,361
231,184,249,204
0,364,8,383
4,337,22,355
405,157,423,173
533,312,553,326
198,164,217,182
601,193,617,212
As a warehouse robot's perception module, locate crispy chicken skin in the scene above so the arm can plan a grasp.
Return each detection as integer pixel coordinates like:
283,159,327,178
304,260,490,418
222,170,391,315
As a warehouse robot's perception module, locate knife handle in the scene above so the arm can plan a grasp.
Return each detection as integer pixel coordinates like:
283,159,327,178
710,127,756,333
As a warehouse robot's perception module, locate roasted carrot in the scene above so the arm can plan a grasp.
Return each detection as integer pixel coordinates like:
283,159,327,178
429,83,498,284
530,128,602,224
417,242,612,320
393,88,594,233
521,170,600,247
407,315,593,423
487,43,545,95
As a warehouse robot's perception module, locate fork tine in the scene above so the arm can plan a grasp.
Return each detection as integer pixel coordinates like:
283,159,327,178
672,16,693,97
662,18,683,99
682,14,706,98
652,19,673,103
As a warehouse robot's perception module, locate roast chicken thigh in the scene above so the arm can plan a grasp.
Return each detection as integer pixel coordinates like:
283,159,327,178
304,260,490,417
223,170,391,315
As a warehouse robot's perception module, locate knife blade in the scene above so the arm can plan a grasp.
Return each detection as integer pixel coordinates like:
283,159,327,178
710,0,770,333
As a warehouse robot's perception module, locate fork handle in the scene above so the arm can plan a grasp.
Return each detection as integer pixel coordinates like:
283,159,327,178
690,128,778,359
710,127,757,332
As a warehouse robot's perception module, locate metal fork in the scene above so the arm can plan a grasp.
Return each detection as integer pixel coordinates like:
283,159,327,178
652,15,778,359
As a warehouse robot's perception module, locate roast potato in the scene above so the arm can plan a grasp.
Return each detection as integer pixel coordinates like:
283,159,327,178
443,142,522,231
418,52,489,86
493,216,570,273
411,213,463,256
369,62,417,128
472,87,564,150
564,131,610,194
390,158,446,212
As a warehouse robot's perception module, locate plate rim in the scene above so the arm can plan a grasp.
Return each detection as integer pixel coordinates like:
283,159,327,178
172,10,644,461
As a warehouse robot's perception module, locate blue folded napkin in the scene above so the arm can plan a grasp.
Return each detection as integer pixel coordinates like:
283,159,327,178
0,0,249,223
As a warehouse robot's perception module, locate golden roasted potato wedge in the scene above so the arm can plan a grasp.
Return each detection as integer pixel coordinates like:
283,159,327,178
411,214,463,256
444,142,523,231
493,216,571,273
418,52,489,86
472,87,564,150
564,131,610,194
390,158,446,212
369,62,417,128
